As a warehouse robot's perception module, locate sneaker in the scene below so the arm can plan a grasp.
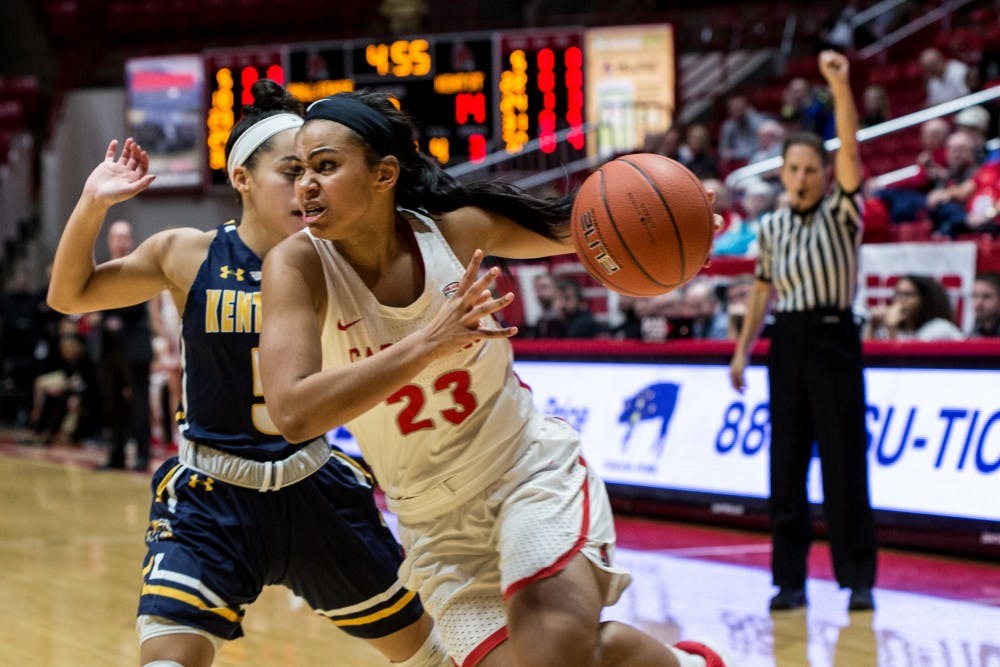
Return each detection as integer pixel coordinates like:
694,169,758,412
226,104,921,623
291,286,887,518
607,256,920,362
769,587,807,611
674,640,731,667
848,587,875,611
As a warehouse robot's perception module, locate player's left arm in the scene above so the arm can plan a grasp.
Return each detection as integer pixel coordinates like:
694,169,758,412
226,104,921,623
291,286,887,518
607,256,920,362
820,50,862,194
437,206,573,264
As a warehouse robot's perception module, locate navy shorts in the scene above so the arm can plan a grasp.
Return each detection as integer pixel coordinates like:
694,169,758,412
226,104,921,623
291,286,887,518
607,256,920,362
138,450,424,640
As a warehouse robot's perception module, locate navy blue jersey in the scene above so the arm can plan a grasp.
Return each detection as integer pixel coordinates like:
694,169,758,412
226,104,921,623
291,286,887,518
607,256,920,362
178,222,300,460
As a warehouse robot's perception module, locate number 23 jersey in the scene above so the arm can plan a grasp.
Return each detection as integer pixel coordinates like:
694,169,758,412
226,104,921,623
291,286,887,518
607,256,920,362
309,209,538,523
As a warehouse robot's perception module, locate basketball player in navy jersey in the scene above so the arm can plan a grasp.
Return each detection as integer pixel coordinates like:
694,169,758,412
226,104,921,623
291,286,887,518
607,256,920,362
259,90,730,667
48,81,448,667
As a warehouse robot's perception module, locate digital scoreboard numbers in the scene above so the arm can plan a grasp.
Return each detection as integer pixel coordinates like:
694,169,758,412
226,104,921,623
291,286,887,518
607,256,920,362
499,29,585,156
204,48,285,188
287,34,494,166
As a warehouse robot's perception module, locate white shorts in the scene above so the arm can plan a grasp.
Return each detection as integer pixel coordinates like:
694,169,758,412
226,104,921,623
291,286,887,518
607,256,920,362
397,417,631,667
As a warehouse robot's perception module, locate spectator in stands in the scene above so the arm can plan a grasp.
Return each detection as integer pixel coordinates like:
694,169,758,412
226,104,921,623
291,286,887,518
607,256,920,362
927,131,981,235
861,85,891,127
679,123,721,179
920,47,970,106
954,105,992,161
634,289,684,342
748,120,785,184
868,118,950,224
714,178,772,257
553,277,603,338
524,270,565,338
28,330,97,445
970,271,1000,336
780,78,813,131
962,159,1000,235
684,279,729,339
866,274,964,340
608,295,642,340
718,95,766,165
0,266,44,425
641,126,683,161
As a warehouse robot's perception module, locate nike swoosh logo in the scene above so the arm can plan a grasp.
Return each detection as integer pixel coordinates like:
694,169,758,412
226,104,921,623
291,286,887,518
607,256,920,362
337,318,363,331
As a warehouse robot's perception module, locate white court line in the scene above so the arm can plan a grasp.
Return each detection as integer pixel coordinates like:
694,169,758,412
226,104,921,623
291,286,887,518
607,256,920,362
655,543,773,557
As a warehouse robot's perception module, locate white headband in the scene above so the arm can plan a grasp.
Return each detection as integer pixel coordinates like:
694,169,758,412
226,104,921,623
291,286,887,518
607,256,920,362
226,113,304,182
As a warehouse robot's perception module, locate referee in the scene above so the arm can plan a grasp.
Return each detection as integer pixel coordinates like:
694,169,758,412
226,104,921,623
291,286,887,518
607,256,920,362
729,50,877,613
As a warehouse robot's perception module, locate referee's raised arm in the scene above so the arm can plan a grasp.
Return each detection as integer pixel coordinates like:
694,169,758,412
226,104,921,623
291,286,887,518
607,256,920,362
819,50,862,193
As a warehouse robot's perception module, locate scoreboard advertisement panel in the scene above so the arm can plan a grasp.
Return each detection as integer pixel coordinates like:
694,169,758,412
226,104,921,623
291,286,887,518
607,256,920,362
182,26,674,190
286,33,496,167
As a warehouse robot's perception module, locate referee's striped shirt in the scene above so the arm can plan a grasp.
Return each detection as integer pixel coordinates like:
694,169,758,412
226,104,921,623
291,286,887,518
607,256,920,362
755,184,864,312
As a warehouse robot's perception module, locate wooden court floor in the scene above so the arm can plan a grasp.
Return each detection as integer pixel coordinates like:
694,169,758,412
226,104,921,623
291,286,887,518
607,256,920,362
1,441,998,667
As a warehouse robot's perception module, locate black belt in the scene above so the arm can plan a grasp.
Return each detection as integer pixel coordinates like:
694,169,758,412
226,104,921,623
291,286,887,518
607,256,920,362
773,309,853,325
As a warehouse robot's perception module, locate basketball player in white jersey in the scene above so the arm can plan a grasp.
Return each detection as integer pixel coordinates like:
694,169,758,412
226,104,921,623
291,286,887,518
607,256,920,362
259,91,730,667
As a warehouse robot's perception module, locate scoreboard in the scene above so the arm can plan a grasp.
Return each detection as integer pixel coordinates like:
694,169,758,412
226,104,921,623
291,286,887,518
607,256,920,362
286,33,496,167
172,25,674,190
202,29,592,188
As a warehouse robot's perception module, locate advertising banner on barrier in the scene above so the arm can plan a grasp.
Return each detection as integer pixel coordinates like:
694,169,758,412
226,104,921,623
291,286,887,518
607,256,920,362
858,241,977,330
331,360,1000,524
513,361,1000,523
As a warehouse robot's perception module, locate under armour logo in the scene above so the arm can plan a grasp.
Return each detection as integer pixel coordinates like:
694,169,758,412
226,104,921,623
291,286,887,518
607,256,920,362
187,474,215,492
220,265,245,281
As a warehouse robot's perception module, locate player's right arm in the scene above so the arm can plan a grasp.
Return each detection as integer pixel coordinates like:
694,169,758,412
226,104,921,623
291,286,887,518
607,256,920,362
729,278,772,393
49,139,172,314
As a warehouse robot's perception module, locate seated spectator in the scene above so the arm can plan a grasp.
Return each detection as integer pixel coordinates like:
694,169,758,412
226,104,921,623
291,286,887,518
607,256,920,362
684,279,729,339
748,120,785,181
954,105,993,162
679,123,721,180
865,275,964,341
608,295,642,340
970,272,1000,337
927,131,982,235
869,118,950,223
714,178,772,257
962,160,1000,235
28,332,97,445
861,84,891,127
779,77,813,131
554,278,604,339
920,47,970,106
523,271,565,338
718,95,766,164
634,289,684,342
641,126,683,161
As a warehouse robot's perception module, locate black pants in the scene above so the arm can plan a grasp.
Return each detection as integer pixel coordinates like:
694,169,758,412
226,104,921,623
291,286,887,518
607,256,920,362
98,357,151,468
767,310,877,590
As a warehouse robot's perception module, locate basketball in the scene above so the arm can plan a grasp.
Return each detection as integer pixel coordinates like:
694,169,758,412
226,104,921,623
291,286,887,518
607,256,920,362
570,153,715,297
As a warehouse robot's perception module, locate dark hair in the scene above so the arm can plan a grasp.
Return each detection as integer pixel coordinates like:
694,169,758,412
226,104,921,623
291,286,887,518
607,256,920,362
976,271,1000,294
223,79,303,177
306,89,570,242
901,274,954,330
782,131,830,165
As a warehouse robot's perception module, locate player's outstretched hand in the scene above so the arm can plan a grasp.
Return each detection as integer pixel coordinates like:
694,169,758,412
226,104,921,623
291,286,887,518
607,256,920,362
419,249,517,361
82,138,156,207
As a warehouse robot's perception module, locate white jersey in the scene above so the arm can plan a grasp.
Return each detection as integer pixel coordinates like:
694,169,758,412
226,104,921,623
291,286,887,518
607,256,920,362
309,209,538,523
